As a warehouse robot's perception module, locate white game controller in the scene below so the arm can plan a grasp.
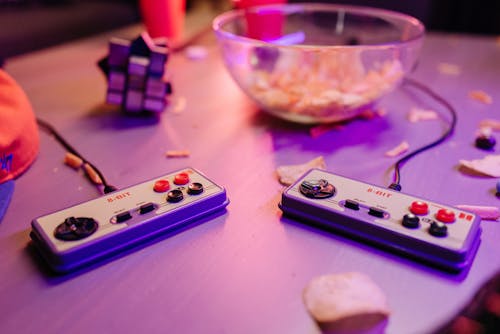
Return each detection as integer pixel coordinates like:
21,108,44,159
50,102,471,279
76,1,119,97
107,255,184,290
30,167,229,273
279,168,482,271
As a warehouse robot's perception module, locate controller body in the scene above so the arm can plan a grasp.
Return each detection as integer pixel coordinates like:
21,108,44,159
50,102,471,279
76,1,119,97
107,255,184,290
31,168,229,273
279,169,481,271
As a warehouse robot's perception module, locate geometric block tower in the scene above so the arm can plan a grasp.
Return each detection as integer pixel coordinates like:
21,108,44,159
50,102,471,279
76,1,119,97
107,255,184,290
98,31,172,113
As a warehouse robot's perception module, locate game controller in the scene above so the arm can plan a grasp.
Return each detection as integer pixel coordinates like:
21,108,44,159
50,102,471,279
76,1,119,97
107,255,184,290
30,168,229,273
279,168,482,271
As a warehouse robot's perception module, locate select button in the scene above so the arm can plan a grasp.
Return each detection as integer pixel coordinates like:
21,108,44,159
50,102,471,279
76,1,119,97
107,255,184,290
116,211,132,223
344,199,360,210
369,207,385,218
139,202,156,214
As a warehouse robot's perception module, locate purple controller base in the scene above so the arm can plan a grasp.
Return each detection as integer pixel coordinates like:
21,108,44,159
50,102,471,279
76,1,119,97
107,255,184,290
30,168,229,273
279,168,482,272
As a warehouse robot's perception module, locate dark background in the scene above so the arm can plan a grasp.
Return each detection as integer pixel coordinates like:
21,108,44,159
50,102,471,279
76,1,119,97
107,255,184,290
1,0,499,61
295,0,500,35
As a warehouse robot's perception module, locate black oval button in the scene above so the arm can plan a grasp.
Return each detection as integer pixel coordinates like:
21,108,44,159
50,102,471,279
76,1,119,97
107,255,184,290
344,199,360,210
116,211,132,223
368,207,385,218
139,202,155,214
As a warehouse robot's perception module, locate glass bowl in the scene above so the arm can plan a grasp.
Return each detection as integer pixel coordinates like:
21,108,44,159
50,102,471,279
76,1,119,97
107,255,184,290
213,3,425,124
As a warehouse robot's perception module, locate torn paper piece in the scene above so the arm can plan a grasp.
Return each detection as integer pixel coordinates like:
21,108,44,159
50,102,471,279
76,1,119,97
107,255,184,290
469,90,493,104
276,156,326,186
385,141,409,157
459,155,500,177
479,119,500,131
437,62,461,75
407,107,438,123
166,150,190,158
303,272,390,333
455,205,500,220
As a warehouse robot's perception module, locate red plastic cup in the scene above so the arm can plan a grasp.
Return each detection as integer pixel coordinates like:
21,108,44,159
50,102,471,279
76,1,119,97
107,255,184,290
139,0,186,42
233,0,287,41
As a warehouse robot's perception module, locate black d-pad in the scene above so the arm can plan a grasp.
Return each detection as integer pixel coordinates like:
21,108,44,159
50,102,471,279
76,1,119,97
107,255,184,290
299,179,336,199
54,217,98,241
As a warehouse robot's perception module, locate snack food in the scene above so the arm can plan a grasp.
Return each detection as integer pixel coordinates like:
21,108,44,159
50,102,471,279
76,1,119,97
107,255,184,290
166,150,190,158
247,49,404,123
83,163,103,185
469,90,493,104
407,107,438,123
276,156,326,186
437,62,461,76
459,155,500,177
303,272,390,333
385,141,409,157
64,152,83,169
455,205,500,220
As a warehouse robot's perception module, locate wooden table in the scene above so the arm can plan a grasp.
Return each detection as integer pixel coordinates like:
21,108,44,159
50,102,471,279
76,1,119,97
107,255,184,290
1,18,500,334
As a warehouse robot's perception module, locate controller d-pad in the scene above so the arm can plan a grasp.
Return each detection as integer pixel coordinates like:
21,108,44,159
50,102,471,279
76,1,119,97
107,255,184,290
299,179,335,199
54,217,98,241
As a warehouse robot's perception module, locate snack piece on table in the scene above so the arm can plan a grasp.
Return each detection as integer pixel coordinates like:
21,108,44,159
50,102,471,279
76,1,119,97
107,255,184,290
469,90,493,104
303,272,390,333
459,155,500,177
385,140,409,157
479,119,500,131
455,204,500,220
276,156,326,186
64,152,83,169
437,62,461,76
407,107,438,123
166,150,190,158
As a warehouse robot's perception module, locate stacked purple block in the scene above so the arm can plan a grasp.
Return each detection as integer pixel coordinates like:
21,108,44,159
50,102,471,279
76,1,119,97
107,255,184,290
105,32,172,113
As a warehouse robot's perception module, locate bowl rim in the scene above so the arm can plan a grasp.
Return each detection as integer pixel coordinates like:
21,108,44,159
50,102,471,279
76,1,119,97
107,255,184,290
212,2,426,50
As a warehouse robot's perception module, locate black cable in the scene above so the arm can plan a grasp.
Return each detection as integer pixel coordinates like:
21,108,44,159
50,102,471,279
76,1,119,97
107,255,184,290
36,118,117,194
388,77,458,191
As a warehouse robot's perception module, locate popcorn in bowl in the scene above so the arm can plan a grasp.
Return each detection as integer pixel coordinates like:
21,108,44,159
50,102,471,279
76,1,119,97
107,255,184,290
247,49,404,123
213,3,425,124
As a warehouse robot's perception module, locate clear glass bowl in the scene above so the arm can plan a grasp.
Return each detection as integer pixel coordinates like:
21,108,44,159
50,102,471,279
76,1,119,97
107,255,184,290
213,3,425,124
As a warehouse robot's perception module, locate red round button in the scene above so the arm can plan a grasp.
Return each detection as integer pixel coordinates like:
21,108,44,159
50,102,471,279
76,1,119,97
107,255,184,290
436,209,456,223
174,172,189,185
410,201,429,215
153,179,170,193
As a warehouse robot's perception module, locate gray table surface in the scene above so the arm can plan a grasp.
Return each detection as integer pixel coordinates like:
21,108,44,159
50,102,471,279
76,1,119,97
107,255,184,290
1,21,500,334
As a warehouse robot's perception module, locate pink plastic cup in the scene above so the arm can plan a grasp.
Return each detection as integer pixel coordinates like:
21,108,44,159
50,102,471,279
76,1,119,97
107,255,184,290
139,0,186,42
233,0,287,41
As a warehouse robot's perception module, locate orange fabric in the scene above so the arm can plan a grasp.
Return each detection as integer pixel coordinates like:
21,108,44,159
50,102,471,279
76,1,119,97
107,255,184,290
0,69,39,183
